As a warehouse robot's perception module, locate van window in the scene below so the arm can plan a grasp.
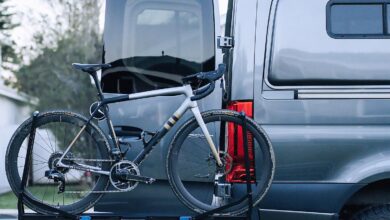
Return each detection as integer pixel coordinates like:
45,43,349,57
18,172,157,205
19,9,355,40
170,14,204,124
330,4,383,35
102,0,215,94
268,0,390,87
388,5,390,32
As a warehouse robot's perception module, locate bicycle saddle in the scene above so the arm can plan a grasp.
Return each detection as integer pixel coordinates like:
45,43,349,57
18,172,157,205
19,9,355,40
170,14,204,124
72,63,111,73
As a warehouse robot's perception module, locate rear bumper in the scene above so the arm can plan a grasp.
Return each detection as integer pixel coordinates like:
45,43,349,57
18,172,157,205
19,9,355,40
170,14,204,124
95,181,361,218
95,180,195,217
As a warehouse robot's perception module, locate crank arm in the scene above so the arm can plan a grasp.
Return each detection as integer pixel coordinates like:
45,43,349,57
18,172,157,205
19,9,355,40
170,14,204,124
119,173,156,184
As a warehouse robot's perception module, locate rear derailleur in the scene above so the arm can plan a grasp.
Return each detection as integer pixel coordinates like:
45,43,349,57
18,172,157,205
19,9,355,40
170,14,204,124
45,169,65,194
44,152,73,194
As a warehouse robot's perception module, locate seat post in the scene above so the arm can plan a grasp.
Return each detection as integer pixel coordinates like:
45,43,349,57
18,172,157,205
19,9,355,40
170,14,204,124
90,71,105,101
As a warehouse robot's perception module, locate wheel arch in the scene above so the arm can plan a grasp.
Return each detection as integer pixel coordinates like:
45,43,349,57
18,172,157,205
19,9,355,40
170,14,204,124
339,174,390,218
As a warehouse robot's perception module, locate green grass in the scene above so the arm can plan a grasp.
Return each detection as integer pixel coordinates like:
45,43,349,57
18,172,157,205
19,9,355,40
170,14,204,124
0,185,90,209
0,190,18,209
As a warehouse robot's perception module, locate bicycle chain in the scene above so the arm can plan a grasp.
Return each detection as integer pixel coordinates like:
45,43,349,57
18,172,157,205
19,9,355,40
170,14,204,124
64,189,125,194
61,158,115,162
60,158,127,194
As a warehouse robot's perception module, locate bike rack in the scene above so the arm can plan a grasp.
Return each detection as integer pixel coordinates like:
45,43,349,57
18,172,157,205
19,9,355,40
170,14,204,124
17,111,78,220
17,111,258,220
191,112,257,220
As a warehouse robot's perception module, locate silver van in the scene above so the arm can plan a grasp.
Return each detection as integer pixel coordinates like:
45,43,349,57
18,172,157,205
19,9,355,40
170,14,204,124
97,0,390,219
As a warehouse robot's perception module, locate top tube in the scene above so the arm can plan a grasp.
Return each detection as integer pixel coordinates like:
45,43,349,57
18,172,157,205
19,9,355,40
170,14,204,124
128,85,193,101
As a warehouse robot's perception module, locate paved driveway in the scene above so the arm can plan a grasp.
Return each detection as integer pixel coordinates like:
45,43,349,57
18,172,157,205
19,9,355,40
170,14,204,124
0,209,17,220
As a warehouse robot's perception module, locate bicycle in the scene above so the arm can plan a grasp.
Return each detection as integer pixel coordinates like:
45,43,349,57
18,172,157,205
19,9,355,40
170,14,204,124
5,63,274,216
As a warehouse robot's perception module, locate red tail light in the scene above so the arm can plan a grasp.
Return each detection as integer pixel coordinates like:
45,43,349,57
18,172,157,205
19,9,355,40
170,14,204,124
226,101,255,183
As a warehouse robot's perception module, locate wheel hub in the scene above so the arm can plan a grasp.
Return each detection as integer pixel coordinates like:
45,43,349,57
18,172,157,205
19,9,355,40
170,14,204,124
48,152,72,173
207,152,233,175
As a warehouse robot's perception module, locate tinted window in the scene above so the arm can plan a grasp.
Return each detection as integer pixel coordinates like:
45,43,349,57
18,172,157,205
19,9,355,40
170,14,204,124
388,5,390,33
330,4,383,35
269,0,390,87
102,0,215,94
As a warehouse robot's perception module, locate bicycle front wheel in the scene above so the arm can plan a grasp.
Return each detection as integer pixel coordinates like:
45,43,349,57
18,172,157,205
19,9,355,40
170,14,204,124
166,110,275,216
5,111,112,215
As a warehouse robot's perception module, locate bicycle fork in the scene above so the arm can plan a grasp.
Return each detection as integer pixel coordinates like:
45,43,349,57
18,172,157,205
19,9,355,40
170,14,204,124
191,104,223,167
162,98,223,167
162,97,224,167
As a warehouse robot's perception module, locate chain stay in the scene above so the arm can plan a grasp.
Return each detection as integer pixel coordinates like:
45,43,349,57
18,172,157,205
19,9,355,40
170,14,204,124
62,158,115,162
64,189,125,194
61,158,119,194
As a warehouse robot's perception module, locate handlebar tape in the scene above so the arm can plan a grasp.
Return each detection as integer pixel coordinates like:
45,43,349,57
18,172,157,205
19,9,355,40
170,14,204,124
182,64,226,84
183,63,226,101
191,81,215,101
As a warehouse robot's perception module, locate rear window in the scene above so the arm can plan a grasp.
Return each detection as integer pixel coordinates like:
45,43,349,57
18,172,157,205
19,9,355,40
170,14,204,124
102,0,215,94
327,2,390,38
330,4,383,35
267,0,390,87
388,5,390,31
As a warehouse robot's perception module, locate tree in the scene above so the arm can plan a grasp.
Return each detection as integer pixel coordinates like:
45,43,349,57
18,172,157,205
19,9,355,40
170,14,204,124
0,0,16,31
12,0,103,114
0,0,19,69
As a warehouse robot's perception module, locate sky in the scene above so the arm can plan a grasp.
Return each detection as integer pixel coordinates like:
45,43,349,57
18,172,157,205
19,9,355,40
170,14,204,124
219,0,228,15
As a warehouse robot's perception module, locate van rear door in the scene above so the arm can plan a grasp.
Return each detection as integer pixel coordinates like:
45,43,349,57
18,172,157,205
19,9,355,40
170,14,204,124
100,0,222,191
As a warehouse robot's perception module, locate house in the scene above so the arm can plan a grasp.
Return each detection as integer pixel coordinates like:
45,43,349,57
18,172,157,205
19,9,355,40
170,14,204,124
0,44,30,194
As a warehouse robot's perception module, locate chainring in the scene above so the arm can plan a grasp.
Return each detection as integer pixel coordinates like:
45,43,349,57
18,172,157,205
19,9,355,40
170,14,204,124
109,160,140,191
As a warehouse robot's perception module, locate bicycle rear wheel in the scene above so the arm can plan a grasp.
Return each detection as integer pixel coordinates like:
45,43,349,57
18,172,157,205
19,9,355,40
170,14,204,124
5,111,112,215
166,110,275,216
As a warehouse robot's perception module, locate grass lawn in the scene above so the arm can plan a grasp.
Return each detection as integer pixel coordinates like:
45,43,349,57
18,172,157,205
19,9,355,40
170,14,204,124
0,190,18,209
0,185,90,209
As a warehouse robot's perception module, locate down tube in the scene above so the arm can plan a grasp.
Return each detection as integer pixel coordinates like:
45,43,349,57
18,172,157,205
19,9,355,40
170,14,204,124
133,98,193,165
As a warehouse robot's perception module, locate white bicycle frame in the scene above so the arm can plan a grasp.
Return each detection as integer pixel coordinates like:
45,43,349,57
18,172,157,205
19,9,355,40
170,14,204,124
56,84,223,175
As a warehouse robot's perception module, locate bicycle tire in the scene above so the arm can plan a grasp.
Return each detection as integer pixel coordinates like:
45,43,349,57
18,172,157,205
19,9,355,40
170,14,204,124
5,111,112,215
166,109,275,216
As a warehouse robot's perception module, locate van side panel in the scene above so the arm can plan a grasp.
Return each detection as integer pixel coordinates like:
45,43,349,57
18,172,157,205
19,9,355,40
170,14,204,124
260,183,362,213
248,0,390,217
